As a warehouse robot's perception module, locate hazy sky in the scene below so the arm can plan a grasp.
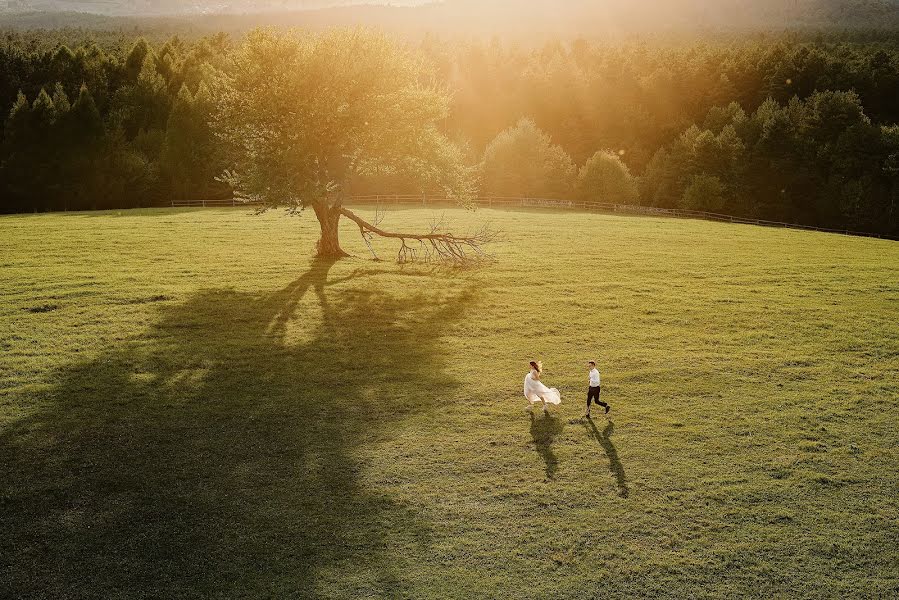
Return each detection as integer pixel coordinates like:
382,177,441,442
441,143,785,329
1,1,434,13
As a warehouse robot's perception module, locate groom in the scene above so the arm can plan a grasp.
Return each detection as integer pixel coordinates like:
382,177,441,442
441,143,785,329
585,360,610,418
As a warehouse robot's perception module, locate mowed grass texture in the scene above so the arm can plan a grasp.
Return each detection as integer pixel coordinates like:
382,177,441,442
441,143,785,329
1,207,897,599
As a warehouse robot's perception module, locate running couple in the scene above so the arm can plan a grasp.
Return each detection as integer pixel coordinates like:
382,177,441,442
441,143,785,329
523,360,610,418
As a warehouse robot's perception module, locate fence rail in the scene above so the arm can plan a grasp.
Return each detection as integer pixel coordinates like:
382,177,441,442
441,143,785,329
167,195,896,240
170,198,248,208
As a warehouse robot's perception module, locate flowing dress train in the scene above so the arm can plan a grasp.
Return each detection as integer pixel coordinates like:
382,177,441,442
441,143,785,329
523,370,562,405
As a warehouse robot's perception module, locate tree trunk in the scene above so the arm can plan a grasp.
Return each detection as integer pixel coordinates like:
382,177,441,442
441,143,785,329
312,200,349,258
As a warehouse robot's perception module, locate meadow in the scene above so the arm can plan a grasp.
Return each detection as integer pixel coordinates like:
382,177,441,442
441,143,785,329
1,206,897,599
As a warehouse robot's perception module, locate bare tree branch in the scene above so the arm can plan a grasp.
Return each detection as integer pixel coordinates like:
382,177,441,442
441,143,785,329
339,207,498,264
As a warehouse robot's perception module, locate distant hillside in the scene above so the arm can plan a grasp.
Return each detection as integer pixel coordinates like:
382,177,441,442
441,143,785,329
0,1,428,16
0,0,897,36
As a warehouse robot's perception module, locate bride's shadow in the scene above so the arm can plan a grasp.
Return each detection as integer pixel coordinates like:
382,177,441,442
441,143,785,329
0,258,474,598
529,411,564,480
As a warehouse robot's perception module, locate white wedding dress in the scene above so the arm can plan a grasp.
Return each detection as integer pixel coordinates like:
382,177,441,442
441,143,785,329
523,370,562,405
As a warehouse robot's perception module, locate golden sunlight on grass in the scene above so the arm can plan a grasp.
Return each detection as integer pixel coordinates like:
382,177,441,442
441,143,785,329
2,207,896,597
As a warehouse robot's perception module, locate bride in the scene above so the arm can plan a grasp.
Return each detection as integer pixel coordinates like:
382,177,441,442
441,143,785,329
524,361,562,413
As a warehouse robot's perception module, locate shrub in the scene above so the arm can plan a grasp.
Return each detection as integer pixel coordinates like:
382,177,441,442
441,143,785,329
481,118,575,198
576,150,638,205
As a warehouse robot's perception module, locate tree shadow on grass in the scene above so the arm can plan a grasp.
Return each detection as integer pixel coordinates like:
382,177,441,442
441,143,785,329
584,419,629,498
0,259,473,599
529,412,564,480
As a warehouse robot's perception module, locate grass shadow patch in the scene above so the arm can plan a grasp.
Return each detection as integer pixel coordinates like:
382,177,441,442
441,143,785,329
22,303,58,313
122,294,173,305
0,259,473,598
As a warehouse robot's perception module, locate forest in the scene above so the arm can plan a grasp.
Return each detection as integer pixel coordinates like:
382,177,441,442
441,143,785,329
1,28,898,235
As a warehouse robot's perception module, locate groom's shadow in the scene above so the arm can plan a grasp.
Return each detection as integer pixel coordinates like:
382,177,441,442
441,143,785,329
529,412,564,480
585,419,629,498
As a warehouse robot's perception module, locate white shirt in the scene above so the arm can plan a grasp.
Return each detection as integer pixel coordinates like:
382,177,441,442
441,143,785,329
589,368,601,387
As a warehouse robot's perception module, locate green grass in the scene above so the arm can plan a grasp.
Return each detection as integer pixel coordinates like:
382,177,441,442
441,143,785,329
1,207,898,599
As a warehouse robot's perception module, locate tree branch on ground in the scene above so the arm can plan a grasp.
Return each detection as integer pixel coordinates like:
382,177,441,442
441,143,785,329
339,207,498,265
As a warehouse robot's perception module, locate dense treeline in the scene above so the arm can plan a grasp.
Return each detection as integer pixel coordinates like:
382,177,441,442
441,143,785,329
433,35,899,232
1,30,897,234
1,33,232,210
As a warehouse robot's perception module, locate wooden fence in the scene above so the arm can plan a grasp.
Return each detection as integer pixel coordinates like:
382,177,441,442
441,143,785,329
170,198,248,208
167,194,897,241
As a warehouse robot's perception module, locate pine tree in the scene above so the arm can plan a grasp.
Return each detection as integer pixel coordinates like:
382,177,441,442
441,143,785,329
67,85,106,211
3,90,58,210
4,92,31,145
162,85,196,199
52,45,75,65
125,38,151,82
30,88,66,208
50,46,78,88
70,84,104,142
30,88,56,132
1,92,32,211
162,81,222,200
52,83,71,114
135,54,170,134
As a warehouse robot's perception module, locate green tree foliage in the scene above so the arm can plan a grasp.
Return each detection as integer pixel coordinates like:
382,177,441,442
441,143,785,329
25,89,62,207
212,28,475,256
113,54,171,137
1,93,33,210
0,34,233,213
69,84,104,143
0,30,898,235
576,150,638,205
125,38,152,82
639,148,681,208
162,83,223,200
65,85,117,210
481,118,575,198
682,174,727,212
643,90,896,231
30,88,57,134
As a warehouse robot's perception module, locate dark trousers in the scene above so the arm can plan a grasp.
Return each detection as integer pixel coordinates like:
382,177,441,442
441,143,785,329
587,386,607,408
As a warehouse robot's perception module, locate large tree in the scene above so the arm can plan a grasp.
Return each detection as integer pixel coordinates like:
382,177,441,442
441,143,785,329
212,28,487,261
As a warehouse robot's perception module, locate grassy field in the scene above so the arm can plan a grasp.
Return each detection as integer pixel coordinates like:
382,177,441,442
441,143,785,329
1,206,897,599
